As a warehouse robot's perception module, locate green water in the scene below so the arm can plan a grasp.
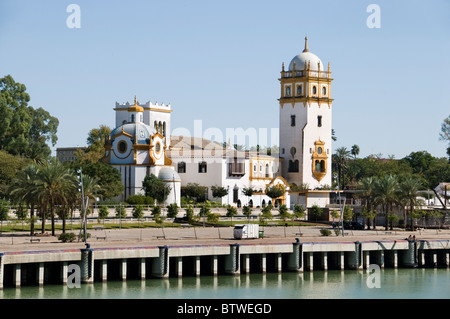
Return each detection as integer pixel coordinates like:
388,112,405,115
1,268,449,299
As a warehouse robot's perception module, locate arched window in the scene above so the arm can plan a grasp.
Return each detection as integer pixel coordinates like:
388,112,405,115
297,85,302,96
163,122,166,137
312,86,317,95
265,164,269,178
322,86,327,95
131,114,135,122
286,86,291,96
315,160,326,173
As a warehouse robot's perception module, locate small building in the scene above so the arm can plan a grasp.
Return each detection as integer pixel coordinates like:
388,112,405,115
56,147,87,163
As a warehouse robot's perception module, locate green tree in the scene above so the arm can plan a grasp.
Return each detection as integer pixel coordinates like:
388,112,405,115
343,205,353,222
439,115,450,145
98,205,109,225
293,204,306,221
333,147,351,190
8,164,40,235
260,205,273,226
242,205,252,221
142,174,171,204
0,199,9,232
36,158,76,236
184,202,195,224
76,125,112,162
115,205,127,219
65,161,123,200
132,204,144,227
242,186,254,206
0,150,29,199
0,75,58,161
357,177,377,229
374,175,400,230
167,203,179,218
226,205,238,226
211,185,228,200
278,204,291,224
182,183,206,203
309,204,323,222
398,175,423,231
351,144,360,160
265,185,285,206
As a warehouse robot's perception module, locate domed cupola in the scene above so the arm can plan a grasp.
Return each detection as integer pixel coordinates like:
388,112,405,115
128,96,144,123
288,36,323,72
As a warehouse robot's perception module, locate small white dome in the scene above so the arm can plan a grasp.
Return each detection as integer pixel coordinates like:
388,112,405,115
288,51,323,71
158,167,180,182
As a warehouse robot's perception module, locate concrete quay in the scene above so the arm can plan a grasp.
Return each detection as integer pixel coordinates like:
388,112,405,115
0,227,449,288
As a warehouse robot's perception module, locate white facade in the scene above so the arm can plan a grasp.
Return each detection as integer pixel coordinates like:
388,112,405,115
169,136,290,207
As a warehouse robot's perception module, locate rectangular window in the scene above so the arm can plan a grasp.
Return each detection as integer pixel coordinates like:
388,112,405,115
178,162,186,173
198,161,207,173
291,115,296,127
318,115,322,127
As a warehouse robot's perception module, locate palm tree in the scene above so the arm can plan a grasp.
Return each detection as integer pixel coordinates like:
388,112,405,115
351,144,360,160
374,175,400,230
333,147,351,190
9,164,40,235
36,159,76,236
357,176,377,229
398,176,422,231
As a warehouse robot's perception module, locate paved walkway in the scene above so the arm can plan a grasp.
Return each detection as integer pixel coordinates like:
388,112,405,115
1,225,449,253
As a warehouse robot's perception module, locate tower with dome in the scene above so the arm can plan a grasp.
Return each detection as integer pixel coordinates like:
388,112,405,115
103,97,181,204
278,36,334,207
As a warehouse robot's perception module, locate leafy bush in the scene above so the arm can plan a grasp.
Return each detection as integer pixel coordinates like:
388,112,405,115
126,194,154,205
58,232,76,243
320,228,332,236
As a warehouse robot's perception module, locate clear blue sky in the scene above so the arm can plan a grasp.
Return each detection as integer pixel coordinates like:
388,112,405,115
1,0,449,159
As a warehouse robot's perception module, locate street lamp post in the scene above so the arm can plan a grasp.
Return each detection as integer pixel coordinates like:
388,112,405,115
77,168,89,247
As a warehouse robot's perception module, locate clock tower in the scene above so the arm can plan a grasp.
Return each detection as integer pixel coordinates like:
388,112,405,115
279,37,334,192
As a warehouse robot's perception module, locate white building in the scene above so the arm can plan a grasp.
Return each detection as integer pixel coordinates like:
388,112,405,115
102,97,181,205
168,136,290,207
103,37,333,209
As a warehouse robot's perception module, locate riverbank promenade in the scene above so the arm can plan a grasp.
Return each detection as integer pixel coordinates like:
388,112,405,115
1,226,449,252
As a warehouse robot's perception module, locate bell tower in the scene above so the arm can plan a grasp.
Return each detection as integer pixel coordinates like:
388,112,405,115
278,37,334,190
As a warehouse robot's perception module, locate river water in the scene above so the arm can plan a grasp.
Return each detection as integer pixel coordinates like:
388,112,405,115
1,268,449,299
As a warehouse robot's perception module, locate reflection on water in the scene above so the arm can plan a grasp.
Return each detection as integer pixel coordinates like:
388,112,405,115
1,268,449,299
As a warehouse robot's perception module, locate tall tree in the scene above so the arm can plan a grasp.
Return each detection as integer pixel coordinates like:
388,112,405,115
333,147,351,190
8,164,40,235
351,144,360,160
76,125,112,162
36,158,76,236
357,176,377,229
374,175,400,230
0,75,58,160
398,176,423,231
